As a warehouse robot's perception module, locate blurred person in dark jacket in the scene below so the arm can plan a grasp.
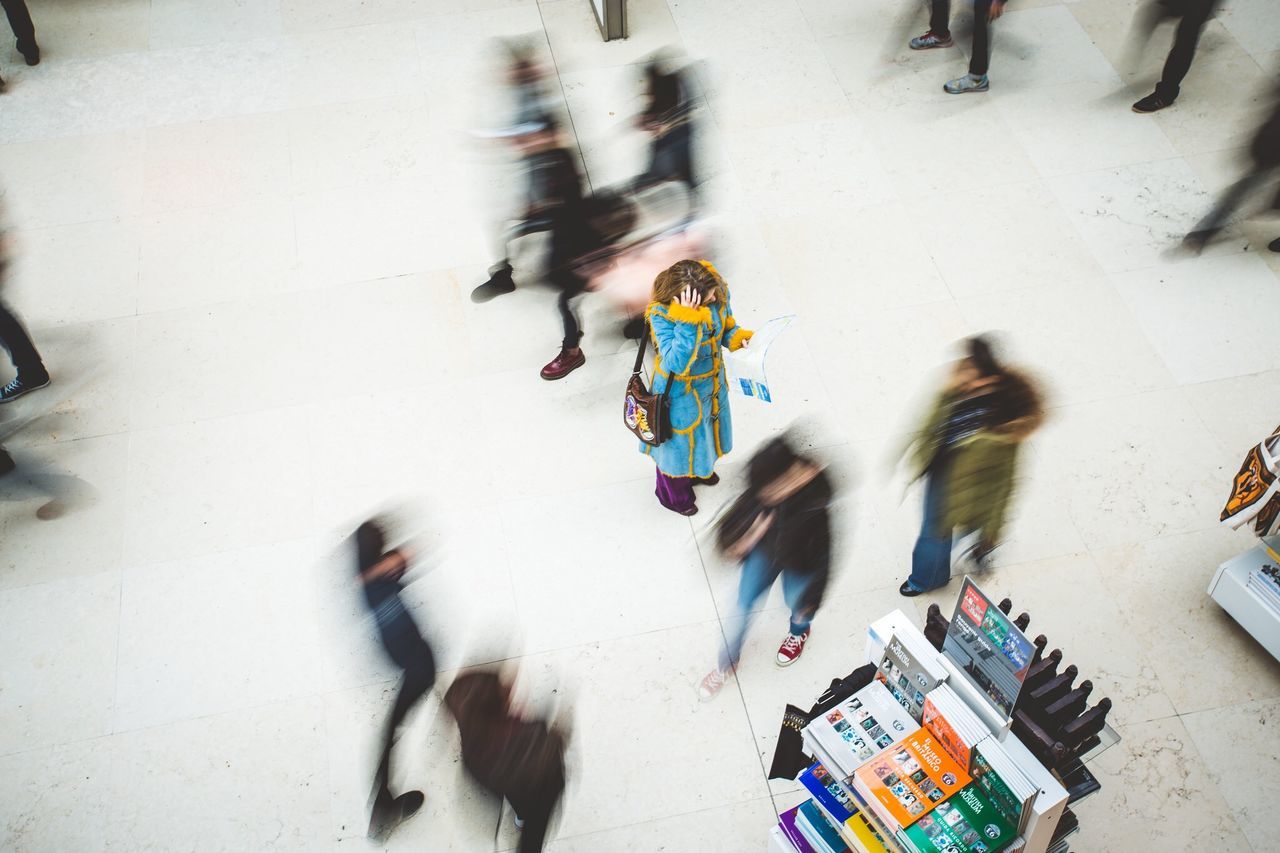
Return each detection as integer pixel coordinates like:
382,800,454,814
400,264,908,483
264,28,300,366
633,59,697,201
470,119,601,381
1184,86,1280,252
698,436,835,701
444,668,568,853
896,336,1044,597
355,518,436,842
1128,0,1221,114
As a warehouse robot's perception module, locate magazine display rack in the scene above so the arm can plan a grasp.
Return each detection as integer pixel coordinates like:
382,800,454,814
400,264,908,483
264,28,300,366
1208,536,1280,662
771,585,1118,853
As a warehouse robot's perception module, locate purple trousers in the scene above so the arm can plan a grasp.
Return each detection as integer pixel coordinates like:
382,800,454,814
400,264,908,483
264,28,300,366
655,469,696,513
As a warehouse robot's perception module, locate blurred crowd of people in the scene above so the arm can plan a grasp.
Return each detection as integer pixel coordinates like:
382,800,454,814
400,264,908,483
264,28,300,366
2,1,1279,850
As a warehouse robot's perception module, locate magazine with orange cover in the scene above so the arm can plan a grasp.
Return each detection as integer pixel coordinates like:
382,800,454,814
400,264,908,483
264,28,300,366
853,731,972,829
921,696,970,769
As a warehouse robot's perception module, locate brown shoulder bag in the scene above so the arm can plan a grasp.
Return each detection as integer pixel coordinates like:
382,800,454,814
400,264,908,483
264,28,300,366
624,326,671,447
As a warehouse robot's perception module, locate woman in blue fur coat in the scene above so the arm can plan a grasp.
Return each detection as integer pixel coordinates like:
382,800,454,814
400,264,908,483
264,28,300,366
642,260,752,515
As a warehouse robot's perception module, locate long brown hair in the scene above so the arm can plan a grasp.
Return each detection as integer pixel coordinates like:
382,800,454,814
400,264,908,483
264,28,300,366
651,259,727,306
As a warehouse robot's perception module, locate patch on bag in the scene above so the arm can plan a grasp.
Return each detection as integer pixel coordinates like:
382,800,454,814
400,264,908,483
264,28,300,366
625,395,656,442
739,379,754,397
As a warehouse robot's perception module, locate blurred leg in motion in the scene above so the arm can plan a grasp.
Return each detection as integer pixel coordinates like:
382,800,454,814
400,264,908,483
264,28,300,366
0,298,50,403
969,0,993,77
718,547,784,674
507,774,565,853
1183,167,1276,251
904,467,953,595
0,0,39,65
1133,0,1220,112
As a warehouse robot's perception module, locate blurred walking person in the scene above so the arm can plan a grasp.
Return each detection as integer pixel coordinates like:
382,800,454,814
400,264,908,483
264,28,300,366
1129,0,1221,113
354,518,436,842
1184,86,1280,252
896,336,1044,596
640,260,751,516
444,668,568,853
909,0,1009,94
470,119,599,381
0,220,50,402
699,437,835,701
634,59,697,200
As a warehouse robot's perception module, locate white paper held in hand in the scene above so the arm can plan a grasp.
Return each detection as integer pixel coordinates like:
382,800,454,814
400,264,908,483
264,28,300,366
726,315,795,403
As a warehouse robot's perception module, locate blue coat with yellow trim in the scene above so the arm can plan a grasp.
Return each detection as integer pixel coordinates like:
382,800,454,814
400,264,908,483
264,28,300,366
641,294,751,478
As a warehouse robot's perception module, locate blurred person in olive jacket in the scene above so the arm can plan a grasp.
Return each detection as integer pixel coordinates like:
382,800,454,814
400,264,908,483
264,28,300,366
896,336,1044,597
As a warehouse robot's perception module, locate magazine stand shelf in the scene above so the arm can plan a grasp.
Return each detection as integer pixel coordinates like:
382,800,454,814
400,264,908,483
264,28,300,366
772,591,1117,853
1208,537,1280,663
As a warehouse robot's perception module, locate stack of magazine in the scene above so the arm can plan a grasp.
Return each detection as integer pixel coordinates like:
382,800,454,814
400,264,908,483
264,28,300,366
1247,561,1280,616
851,730,971,834
874,632,949,722
969,738,1038,836
808,681,921,777
921,684,988,771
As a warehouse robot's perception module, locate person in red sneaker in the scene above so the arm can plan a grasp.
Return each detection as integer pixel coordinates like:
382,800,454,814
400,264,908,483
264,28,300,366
699,436,835,700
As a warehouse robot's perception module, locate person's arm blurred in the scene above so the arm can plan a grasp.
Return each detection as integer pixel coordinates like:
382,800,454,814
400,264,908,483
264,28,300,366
989,0,1007,20
360,549,408,584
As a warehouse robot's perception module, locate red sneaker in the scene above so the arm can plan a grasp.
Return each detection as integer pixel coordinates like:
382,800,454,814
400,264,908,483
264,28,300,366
776,630,810,667
697,666,732,701
539,347,585,380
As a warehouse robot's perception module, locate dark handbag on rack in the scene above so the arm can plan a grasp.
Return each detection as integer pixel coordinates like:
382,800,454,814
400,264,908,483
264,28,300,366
624,327,671,446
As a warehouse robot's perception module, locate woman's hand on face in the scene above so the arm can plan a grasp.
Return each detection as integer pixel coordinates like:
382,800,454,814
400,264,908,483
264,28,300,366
673,284,703,310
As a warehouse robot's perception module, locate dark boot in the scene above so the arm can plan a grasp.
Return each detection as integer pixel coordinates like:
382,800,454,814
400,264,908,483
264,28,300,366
18,41,39,66
539,346,585,380
470,262,515,303
1269,237,1280,252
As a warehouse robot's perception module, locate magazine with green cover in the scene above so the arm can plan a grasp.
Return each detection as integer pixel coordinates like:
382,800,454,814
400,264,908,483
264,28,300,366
900,783,1016,853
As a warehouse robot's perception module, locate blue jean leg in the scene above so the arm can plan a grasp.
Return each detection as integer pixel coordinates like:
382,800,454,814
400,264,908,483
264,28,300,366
719,546,783,671
780,568,815,635
907,471,953,592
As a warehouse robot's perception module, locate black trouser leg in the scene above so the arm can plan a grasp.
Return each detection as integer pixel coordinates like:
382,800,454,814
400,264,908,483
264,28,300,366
372,665,435,801
1192,167,1273,238
0,0,36,52
509,777,564,853
548,224,588,351
0,299,46,380
1155,0,1218,101
929,0,952,35
970,0,993,76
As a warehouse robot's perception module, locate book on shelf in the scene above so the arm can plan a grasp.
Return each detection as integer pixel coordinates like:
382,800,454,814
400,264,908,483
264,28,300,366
874,631,949,722
806,680,922,778
852,730,972,831
844,808,894,853
779,804,819,853
800,762,857,824
969,738,1038,834
899,782,1017,853
921,684,988,771
797,799,851,853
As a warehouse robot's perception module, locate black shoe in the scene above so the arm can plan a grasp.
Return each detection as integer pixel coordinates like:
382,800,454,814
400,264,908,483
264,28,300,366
17,41,39,66
1132,92,1172,113
1269,237,1280,253
1182,229,1214,254
0,374,50,404
368,791,425,842
898,581,924,597
0,450,15,477
470,264,515,303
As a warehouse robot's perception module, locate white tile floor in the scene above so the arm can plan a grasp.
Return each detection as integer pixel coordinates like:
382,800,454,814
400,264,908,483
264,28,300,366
1,0,1278,850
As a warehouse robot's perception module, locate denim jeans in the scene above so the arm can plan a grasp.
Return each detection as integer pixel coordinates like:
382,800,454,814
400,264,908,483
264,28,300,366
907,469,953,593
719,545,814,670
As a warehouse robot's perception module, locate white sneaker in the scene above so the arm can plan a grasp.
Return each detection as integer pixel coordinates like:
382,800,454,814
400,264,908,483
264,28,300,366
697,667,732,701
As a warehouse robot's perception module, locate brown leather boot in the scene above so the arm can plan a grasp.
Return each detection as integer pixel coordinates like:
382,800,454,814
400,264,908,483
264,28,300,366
540,347,585,380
